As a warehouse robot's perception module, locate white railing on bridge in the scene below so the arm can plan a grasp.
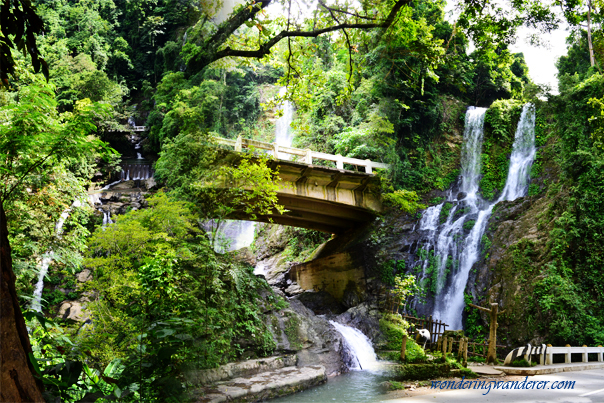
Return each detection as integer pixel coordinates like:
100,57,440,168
504,344,604,366
212,135,389,174
131,126,147,132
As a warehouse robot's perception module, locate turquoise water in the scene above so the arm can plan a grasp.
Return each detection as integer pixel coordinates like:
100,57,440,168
270,370,396,403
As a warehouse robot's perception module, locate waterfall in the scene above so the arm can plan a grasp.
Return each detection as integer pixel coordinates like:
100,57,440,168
329,321,380,371
137,152,143,160
207,220,256,253
30,199,82,312
275,87,295,160
415,104,536,330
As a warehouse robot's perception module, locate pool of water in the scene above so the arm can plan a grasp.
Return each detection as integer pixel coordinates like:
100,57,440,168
270,369,396,403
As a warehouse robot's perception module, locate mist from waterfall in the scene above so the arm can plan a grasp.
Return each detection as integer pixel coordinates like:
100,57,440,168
414,104,536,329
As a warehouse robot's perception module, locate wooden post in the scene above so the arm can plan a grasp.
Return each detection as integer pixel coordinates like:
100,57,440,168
400,334,407,362
428,315,433,346
448,337,453,354
469,302,505,364
463,337,468,367
436,336,442,353
441,336,448,362
457,337,463,361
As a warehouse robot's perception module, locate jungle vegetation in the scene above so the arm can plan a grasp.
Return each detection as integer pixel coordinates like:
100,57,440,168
0,0,603,401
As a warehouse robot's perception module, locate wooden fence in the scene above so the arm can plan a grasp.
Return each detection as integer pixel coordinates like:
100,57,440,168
400,314,448,346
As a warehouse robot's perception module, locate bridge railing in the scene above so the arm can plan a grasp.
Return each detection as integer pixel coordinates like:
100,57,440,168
504,344,604,366
212,135,389,174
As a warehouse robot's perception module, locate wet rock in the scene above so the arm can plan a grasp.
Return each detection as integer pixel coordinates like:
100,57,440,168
336,303,382,343
267,299,347,377
58,301,88,322
295,291,345,315
456,191,467,200
76,269,92,283
341,281,364,309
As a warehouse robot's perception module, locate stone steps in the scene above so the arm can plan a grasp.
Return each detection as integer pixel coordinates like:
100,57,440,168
193,365,326,403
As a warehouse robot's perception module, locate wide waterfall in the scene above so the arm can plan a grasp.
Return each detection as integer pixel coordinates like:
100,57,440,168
329,321,380,371
415,104,536,329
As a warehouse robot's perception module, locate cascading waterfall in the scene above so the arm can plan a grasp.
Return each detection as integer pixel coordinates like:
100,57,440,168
30,199,83,312
329,321,380,371
415,104,536,330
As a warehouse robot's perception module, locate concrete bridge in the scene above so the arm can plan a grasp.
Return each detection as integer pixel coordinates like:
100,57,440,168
213,136,390,233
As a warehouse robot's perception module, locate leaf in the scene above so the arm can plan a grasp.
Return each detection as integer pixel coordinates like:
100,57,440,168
27,353,42,376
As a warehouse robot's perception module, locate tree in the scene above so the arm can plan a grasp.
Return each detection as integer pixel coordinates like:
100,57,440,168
182,0,411,75
0,0,48,86
0,83,111,402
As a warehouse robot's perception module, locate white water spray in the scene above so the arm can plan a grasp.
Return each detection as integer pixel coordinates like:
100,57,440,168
330,321,380,371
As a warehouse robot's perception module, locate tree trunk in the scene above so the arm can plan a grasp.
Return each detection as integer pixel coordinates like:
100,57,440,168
487,303,498,364
587,0,595,67
0,202,45,402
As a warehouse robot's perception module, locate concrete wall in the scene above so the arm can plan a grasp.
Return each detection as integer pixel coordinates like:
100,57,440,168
289,252,365,302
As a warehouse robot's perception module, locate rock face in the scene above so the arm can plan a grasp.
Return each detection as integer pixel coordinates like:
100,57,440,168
192,365,326,403
267,299,348,377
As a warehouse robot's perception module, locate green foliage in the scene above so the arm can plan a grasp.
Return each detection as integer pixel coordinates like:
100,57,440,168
395,363,450,380
529,73,604,346
80,190,282,399
440,202,454,223
463,219,476,230
379,260,406,286
383,189,426,214
511,358,536,367
463,293,485,340
480,99,524,200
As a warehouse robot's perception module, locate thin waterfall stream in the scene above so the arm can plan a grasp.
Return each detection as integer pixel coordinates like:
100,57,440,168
211,87,295,254
30,198,83,312
414,103,536,329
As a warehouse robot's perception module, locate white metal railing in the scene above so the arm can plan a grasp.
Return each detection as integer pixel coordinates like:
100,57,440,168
131,126,147,132
212,135,390,174
504,344,604,366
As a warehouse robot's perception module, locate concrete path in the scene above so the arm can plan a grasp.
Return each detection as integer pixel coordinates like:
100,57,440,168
387,368,604,402
495,362,604,375
468,365,503,376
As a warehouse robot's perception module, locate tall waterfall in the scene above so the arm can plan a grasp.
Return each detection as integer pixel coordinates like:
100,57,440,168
415,104,536,329
275,86,295,160
330,321,380,371
30,199,82,312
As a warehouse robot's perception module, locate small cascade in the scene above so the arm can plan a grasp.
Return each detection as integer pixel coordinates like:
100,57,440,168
119,164,153,181
137,152,143,160
275,87,295,160
30,199,82,312
329,321,380,371
102,210,113,227
413,104,537,329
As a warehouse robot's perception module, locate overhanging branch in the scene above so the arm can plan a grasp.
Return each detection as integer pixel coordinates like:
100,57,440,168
194,0,410,71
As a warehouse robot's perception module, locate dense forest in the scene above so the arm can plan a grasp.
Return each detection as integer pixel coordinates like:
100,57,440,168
1,0,603,401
